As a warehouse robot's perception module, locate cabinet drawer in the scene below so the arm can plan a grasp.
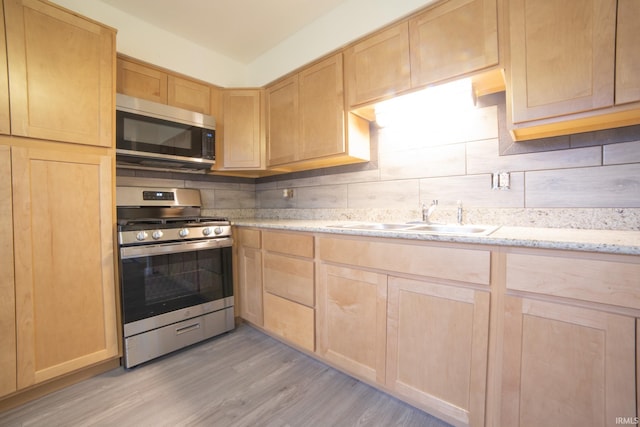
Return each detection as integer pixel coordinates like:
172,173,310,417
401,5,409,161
237,228,261,249
263,253,314,307
506,252,640,309
263,231,313,258
263,292,314,352
318,237,490,285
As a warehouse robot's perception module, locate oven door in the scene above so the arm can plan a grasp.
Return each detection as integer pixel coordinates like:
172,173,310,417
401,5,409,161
119,238,232,328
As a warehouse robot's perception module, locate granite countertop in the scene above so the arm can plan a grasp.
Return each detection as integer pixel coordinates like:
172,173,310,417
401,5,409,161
231,219,640,256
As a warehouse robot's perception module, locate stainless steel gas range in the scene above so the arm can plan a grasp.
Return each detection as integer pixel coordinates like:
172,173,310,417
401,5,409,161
116,187,234,368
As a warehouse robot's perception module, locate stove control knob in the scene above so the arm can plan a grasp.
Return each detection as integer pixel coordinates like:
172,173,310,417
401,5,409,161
179,228,189,238
152,230,163,240
136,231,148,241
202,227,212,236
214,227,223,235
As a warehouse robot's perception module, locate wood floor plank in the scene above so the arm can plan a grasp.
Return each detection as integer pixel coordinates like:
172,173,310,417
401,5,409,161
0,324,452,426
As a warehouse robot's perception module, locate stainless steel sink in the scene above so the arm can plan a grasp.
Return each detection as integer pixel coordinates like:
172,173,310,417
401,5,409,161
329,223,412,231
328,222,500,235
407,224,500,235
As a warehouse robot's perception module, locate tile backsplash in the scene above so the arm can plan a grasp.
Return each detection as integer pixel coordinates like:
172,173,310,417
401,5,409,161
117,94,640,231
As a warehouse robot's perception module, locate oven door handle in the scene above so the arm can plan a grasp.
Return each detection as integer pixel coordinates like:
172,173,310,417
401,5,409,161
120,237,233,259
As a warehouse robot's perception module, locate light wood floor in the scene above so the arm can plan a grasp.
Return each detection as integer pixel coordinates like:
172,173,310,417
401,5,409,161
0,324,453,427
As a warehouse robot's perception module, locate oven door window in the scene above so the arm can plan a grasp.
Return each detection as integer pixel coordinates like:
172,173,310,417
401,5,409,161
120,246,232,324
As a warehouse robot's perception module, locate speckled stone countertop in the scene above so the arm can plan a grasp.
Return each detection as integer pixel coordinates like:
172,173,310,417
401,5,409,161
231,219,640,256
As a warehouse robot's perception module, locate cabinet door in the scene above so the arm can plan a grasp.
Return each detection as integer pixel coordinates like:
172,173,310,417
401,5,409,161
0,145,15,398
410,0,498,87
0,5,9,135
237,234,263,326
12,145,118,388
116,57,168,104
509,0,616,123
267,75,299,166
344,22,411,108
387,277,490,427
615,0,640,105
218,89,264,169
5,0,115,147
168,75,211,115
317,264,387,384
263,292,314,352
299,54,345,160
501,297,636,427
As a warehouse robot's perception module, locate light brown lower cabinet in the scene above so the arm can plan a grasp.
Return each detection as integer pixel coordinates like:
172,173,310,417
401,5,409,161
500,296,636,427
498,249,640,427
263,252,314,306
316,264,388,385
237,228,263,326
263,292,314,352
386,276,490,427
237,228,640,427
261,231,315,351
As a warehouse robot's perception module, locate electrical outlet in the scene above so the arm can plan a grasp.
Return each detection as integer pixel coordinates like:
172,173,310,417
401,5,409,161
492,172,510,190
282,188,294,199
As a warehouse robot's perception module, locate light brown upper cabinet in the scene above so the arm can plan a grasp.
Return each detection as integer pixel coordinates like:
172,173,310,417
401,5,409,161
266,75,299,166
508,0,640,140
509,0,616,123
117,55,214,115
117,59,168,104
409,0,498,88
5,0,114,147
344,22,411,108
615,0,640,105
167,75,211,115
267,53,370,170
298,54,346,160
0,5,9,136
344,0,500,111
215,89,265,170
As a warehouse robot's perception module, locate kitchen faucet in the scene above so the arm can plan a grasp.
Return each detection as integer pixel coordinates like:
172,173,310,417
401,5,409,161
422,200,438,223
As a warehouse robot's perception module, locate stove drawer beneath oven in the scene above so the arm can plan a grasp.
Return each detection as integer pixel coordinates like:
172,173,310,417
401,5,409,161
123,307,234,368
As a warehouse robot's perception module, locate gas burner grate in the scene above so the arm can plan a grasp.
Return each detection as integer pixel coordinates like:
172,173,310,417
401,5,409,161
118,216,229,231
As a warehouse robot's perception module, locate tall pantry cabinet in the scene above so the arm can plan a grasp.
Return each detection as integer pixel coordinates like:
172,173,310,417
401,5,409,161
0,0,119,403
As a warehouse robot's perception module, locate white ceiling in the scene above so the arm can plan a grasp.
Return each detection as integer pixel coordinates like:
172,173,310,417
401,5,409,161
99,0,351,64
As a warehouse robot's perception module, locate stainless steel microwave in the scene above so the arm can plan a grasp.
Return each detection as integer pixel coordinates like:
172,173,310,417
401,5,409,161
116,94,216,172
